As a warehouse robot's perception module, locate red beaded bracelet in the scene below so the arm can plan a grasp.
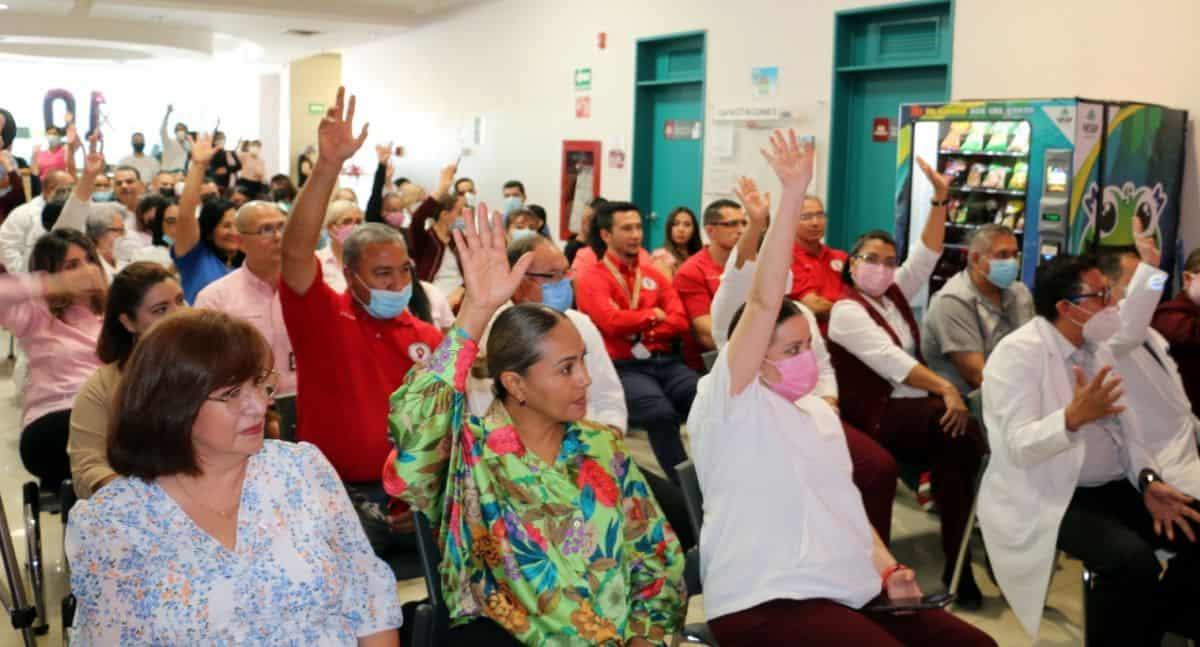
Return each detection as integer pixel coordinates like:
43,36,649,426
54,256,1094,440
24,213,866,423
880,563,910,591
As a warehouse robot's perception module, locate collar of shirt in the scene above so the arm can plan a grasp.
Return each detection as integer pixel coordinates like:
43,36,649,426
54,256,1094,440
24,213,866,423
604,249,640,277
480,398,587,467
1050,324,1094,368
793,242,831,262
960,270,1015,315
236,265,279,295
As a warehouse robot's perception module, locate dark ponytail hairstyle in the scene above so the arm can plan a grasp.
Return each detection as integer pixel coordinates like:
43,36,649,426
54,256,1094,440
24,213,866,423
486,303,568,402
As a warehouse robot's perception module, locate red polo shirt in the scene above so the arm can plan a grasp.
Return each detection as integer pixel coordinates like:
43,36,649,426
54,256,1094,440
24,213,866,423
280,259,443,482
674,246,725,369
575,251,689,360
789,243,848,304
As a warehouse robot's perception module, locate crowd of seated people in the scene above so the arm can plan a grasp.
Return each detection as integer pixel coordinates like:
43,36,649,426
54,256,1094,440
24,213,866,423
3,85,1200,646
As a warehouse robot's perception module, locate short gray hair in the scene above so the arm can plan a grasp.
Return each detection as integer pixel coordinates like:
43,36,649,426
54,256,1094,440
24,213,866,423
85,206,122,242
343,223,407,272
507,232,553,267
324,199,362,228
234,200,283,230
968,224,1017,258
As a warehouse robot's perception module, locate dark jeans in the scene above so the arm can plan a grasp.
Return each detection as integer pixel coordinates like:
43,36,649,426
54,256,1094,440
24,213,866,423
20,409,71,488
1057,479,1200,645
614,356,697,482
445,616,524,645
875,396,984,567
709,598,996,647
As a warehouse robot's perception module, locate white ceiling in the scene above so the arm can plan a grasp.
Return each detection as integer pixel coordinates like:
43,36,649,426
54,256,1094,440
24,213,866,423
0,0,485,65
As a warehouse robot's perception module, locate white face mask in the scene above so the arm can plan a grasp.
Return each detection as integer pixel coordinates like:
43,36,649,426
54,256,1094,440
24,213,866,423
1072,304,1121,344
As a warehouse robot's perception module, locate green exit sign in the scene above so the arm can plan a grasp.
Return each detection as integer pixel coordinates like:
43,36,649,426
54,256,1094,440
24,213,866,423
307,103,326,115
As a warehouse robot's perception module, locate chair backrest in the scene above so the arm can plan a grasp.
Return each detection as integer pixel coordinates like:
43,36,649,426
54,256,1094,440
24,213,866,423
701,350,718,373
674,460,704,541
412,510,450,642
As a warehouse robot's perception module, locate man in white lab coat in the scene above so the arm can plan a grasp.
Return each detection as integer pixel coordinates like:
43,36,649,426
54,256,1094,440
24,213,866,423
1097,244,1200,498
980,253,1200,643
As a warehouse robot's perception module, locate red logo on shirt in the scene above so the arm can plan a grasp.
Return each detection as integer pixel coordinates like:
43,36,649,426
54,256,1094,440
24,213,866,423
830,259,844,272
642,277,657,290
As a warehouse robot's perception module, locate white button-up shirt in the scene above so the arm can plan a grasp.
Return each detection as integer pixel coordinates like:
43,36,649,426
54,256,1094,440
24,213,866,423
194,266,298,397
828,242,940,399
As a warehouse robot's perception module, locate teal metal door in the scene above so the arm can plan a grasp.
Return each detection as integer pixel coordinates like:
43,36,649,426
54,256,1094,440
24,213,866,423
842,68,947,244
644,84,703,251
827,1,953,250
633,31,706,252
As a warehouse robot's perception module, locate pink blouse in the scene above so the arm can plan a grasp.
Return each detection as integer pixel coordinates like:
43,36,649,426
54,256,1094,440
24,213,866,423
0,274,103,427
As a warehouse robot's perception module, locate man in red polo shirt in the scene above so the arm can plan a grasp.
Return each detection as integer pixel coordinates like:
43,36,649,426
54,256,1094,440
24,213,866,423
789,195,848,325
674,188,768,369
575,201,697,481
279,87,442,558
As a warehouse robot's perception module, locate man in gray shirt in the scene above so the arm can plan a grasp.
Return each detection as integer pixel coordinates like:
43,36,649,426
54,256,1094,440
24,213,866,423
922,224,1034,395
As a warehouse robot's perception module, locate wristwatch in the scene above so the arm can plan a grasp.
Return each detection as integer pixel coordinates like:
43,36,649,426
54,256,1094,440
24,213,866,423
1139,468,1162,493
930,196,951,208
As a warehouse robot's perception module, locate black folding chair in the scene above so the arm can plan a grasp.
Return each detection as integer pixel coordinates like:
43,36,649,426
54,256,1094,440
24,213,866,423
674,460,719,646
410,511,450,647
0,486,42,646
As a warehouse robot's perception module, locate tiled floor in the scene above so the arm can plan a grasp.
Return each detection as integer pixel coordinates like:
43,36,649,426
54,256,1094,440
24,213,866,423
0,332,1090,646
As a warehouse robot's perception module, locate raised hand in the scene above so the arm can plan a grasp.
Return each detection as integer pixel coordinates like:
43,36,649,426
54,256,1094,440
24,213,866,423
1065,366,1125,431
760,129,814,191
375,143,392,165
1133,216,1161,268
189,132,217,165
47,264,106,300
317,86,369,165
83,134,106,179
916,156,950,198
1144,482,1200,542
66,121,82,151
734,176,771,225
435,161,458,199
454,202,534,313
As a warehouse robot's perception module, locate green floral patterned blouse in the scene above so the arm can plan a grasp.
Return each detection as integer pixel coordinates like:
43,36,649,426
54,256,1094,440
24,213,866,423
385,327,686,646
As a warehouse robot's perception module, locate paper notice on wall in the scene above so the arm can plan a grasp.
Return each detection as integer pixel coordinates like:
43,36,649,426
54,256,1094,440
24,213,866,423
704,166,737,197
712,124,735,159
751,67,779,97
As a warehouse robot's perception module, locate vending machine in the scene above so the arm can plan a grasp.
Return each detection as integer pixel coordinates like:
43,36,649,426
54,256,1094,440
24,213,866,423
892,98,1187,298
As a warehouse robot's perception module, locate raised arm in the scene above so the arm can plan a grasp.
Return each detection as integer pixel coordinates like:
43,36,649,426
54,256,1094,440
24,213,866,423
64,119,80,179
57,135,105,233
364,144,391,223
916,156,949,254
160,104,172,143
732,176,771,268
174,133,218,257
282,86,369,295
726,130,812,395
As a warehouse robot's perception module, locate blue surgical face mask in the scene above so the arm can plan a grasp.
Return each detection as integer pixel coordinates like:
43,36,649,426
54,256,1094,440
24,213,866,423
451,216,467,232
316,228,330,250
540,278,574,312
510,227,537,242
986,257,1020,289
355,273,413,319
92,191,114,203
502,195,523,215
162,234,174,247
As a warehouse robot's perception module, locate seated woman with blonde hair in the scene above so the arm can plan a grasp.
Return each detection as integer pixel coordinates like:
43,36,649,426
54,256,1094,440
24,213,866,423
67,309,402,645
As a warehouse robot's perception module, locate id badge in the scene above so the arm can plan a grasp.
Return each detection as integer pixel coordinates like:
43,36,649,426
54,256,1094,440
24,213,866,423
631,342,651,360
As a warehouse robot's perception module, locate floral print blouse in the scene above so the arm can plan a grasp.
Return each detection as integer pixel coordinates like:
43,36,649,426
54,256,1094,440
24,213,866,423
385,327,685,645
66,440,403,646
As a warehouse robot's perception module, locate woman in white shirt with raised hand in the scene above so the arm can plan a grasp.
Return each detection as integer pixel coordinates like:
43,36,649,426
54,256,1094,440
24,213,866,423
826,157,987,608
690,130,995,646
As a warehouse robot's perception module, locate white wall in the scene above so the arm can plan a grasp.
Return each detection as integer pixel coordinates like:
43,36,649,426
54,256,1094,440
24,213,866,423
342,0,1199,249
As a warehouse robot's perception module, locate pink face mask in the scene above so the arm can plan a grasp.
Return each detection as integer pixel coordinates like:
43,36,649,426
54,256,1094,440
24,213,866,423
331,224,356,243
384,211,407,228
853,261,895,297
765,350,820,402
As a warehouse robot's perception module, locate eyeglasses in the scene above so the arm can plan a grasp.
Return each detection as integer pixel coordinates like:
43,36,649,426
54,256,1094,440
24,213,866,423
854,253,899,269
1069,286,1113,304
526,268,573,284
240,222,286,237
106,227,126,236
207,371,279,407
713,219,749,228
798,211,827,222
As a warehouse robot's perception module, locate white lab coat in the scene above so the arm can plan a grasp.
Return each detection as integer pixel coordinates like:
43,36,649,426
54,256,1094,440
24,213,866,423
979,316,1160,639
1110,263,1200,499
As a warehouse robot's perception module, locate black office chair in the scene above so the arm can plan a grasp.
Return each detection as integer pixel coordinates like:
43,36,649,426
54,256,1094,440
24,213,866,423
60,481,78,646
410,510,450,647
674,460,719,646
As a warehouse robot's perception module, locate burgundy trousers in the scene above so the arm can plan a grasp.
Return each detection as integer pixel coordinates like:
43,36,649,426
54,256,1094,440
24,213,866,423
709,598,996,647
875,396,984,565
843,421,899,543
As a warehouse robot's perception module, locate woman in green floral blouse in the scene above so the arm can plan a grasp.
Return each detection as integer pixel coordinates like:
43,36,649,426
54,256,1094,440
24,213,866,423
384,206,686,646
